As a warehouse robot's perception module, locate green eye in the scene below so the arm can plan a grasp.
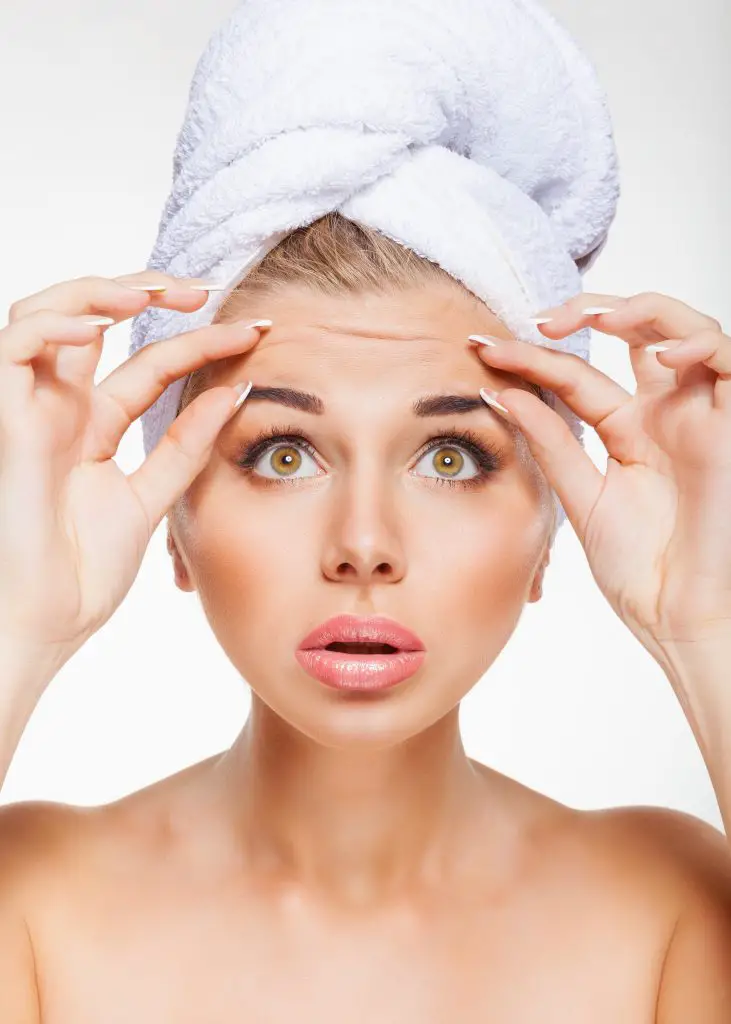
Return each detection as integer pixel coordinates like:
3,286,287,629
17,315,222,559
413,445,479,481
252,444,320,479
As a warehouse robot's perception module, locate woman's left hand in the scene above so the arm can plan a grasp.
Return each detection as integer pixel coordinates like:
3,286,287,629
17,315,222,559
472,291,731,659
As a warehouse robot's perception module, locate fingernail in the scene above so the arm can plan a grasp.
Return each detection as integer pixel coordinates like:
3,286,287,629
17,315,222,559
468,334,500,347
230,381,253,414
581,306,615,315
243,319,273,329
527,317,554,325
188,281,227,291
645,343,670,352
79,315,116,326
124,283,167,292
479,388,515,423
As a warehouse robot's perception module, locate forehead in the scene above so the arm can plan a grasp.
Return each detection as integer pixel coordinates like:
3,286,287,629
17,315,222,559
209,285,533,395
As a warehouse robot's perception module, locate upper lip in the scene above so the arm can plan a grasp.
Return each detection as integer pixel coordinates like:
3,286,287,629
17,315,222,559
298,614,425,652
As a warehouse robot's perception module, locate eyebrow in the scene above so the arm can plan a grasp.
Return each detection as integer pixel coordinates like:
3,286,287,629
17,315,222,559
245,385,488,417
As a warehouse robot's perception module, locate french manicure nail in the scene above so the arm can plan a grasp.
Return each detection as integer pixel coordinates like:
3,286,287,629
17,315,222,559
527,317,554,325
188,282,227,291
243,319,273,329
230,381,253,413
480,388,515,422
645,343,670,352
468,334,500,347
124,283,167,292
581,306,615,315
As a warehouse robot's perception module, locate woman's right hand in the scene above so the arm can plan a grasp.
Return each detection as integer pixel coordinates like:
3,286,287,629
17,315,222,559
0,271,266,680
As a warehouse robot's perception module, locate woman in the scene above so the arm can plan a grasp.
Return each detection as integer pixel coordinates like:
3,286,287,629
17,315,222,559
1,210,731,1021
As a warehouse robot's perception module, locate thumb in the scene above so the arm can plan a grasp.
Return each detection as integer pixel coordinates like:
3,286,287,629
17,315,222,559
489,387,603,540
127,382,251,534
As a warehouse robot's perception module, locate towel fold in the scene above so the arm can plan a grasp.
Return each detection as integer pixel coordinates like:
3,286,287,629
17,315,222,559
128,0,621,540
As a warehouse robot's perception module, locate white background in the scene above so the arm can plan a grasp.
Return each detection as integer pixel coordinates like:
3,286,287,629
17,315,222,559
0,0,728,829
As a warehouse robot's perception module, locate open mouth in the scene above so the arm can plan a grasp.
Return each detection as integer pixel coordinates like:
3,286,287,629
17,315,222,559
324,642,400,654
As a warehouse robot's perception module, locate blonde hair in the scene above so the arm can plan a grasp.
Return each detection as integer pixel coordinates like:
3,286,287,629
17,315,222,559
177,211,546,410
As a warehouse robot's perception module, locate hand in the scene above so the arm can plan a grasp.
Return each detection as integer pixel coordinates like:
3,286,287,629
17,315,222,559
472,291,731,656
0,271,266,677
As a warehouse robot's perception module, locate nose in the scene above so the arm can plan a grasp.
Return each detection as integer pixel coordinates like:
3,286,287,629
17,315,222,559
321,466,407,585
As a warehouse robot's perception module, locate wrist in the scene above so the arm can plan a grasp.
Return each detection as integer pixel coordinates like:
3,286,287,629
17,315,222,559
0,634,61,713
654,638,731,830
0,636,63,787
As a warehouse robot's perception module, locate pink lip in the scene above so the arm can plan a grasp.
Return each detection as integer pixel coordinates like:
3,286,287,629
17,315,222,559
296,614,426,692
298,614,425,652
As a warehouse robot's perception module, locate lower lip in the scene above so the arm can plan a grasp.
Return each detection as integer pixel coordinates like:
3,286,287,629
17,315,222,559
295,649,426,691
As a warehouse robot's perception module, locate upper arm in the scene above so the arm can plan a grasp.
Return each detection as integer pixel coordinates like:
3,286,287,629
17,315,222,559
655,897,731,1022
649,810,731,1022
0,803,53,1024
0,897,40,1024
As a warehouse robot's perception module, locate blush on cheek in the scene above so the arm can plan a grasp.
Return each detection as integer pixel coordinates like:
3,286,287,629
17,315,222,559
186,491,323,652
456,509,545,613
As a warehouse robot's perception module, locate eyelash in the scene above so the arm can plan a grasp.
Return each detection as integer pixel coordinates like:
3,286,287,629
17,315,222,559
234,422,505,489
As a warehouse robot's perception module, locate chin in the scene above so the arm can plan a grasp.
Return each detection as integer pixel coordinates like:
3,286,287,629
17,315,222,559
247,660,470,751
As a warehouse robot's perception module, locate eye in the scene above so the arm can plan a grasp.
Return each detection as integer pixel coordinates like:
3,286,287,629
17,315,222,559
252,442,321,479
412,444,480,481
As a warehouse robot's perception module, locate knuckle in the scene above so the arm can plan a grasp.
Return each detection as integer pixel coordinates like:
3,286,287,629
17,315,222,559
631,291,664,313
72,274,107,287
21,307,61,329
113,270,168,285
7,299,29,324
694,324,722,341
560,350,585,371
145,348,180,393
163,425,196,470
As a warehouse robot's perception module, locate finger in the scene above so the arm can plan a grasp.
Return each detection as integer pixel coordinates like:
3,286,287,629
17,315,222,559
6,272,214,325
535,291,722,343
471,336,633,450
90,319,269,459
126,382,252,536
5,273,219,391
0,311,113,420
533,291,723,394
656,327,731,409
484,386,604,543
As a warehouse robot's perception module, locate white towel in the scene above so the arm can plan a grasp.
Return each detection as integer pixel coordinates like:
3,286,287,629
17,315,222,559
128,0,620,540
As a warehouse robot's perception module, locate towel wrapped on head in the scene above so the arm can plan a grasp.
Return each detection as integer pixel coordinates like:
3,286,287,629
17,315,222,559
128,0,621,542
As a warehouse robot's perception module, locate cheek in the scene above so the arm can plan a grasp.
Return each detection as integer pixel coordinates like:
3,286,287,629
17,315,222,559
413,505,539,628
184,487,320,638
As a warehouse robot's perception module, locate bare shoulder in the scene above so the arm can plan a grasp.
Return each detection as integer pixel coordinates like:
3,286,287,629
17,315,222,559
0,799,102,1024
0,798,90,884
579,803,731,901
0,755,217,888
483,768,731,927
575,805,731,1019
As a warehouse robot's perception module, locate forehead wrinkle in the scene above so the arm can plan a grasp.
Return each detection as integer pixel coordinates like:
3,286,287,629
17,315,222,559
311,321,457,343
221,327,530,397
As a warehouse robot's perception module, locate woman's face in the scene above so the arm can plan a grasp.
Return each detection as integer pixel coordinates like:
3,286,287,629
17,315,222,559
168,283,555,748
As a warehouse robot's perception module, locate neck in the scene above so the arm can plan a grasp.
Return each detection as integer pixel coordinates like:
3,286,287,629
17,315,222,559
210,697,491,909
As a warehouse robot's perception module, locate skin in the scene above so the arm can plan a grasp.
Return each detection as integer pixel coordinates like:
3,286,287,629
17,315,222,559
2,281,731,1022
